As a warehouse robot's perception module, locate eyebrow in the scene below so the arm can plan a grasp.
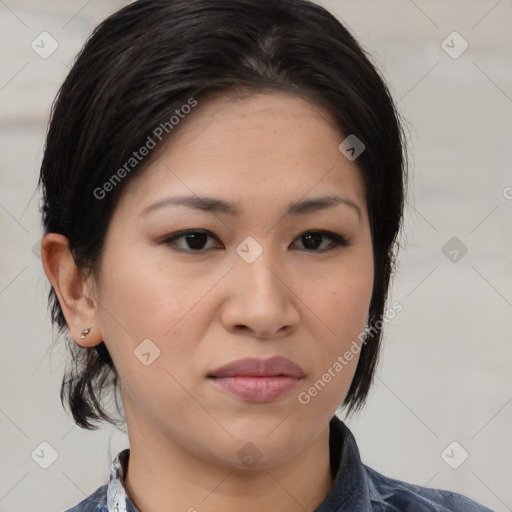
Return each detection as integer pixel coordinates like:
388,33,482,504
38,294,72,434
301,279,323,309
141,194,362,222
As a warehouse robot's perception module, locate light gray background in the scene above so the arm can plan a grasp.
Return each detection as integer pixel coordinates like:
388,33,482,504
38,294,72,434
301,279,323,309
1,1,511,511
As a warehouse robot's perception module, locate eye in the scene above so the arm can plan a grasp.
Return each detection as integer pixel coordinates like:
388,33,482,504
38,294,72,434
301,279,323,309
291,230,349,252
162,229,349,253
162,230,221,252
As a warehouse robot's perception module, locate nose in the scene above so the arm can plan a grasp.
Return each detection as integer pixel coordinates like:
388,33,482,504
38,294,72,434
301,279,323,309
219,245,300,339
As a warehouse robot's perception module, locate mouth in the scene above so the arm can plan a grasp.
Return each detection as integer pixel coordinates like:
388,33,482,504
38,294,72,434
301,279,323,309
207,356,304,403
208,356,305,379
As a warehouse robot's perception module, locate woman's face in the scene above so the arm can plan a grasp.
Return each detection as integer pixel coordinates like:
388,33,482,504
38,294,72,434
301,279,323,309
91,92,374,469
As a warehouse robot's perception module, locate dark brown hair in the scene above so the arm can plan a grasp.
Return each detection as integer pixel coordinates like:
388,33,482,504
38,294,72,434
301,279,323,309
38,0,407,429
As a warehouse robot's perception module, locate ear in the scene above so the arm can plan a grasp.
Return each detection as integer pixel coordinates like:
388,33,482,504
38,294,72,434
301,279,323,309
40,233,102,348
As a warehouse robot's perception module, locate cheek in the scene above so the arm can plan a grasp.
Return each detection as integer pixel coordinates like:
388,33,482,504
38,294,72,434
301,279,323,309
310,259,373,343
296,270,372,414
296,252,373,409
94,248,210,375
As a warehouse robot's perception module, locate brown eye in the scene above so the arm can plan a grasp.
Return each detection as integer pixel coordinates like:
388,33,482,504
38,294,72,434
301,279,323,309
293,231,349,252
163,230,220,252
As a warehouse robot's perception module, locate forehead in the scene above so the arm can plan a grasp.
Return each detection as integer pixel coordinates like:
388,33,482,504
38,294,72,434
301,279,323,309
118,92,367,218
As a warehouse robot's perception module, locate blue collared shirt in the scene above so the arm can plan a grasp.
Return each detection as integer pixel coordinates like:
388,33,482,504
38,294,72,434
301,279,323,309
64,415,493,511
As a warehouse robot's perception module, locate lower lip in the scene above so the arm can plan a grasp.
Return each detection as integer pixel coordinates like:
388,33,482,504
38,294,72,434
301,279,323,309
210,376,302,402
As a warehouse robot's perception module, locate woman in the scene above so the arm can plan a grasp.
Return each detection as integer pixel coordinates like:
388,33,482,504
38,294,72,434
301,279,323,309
38,0,493,510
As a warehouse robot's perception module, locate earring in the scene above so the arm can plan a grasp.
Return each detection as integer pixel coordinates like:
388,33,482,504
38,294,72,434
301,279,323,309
81,328,91,340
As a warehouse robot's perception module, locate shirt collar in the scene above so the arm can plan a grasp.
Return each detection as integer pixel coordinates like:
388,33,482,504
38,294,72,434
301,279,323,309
316,415,372,511
105,448,135,512
105,415,369,512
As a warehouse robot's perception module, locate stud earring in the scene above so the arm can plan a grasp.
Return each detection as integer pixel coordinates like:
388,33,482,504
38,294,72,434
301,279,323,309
81,328,91,340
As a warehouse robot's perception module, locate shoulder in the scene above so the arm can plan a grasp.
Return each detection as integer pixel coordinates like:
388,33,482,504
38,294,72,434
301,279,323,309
63,484,108,512
363,464,494,512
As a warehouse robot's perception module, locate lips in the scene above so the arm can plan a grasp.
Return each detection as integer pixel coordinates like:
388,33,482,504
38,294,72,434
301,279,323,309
208,357,304,403
208,356,305,379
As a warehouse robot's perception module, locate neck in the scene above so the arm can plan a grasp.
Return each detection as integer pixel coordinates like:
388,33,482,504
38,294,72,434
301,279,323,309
123,416,333,512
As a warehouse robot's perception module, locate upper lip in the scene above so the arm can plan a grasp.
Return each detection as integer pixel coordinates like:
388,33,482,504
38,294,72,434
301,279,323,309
208,356,305,378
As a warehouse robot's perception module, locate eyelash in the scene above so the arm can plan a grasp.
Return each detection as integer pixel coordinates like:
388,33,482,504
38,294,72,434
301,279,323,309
161,229,349,254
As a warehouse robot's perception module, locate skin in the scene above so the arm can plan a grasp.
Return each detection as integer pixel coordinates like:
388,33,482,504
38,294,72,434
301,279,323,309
42,92,374,512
